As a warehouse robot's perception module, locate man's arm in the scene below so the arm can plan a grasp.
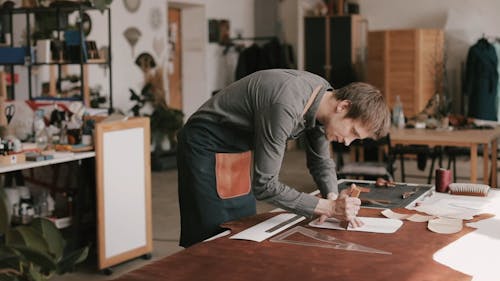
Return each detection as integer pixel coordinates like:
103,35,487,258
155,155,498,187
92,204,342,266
251,103,319,217
304,127,338,198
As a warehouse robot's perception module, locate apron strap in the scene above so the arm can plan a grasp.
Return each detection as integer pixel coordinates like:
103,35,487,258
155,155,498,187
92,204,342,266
301,85,323,118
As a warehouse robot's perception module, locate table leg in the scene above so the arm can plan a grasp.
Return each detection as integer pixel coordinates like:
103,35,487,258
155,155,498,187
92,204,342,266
492,139,498,188
483,143,489,185
470,145,478,183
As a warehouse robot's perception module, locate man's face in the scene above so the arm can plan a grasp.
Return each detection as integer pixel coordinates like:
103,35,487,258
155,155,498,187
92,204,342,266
322,100,371,145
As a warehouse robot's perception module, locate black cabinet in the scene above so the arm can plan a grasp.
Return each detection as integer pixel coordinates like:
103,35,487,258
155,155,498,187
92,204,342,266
304,15,367,88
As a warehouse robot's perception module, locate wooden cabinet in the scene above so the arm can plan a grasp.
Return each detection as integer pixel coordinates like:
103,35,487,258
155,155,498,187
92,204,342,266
366,29,444,116
304,15,367,88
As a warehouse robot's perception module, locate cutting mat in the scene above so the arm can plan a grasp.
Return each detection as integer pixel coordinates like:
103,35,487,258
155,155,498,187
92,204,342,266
338,180,433,209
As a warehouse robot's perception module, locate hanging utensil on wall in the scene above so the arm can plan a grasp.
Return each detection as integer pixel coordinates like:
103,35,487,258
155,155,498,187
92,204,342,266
123,26,141,58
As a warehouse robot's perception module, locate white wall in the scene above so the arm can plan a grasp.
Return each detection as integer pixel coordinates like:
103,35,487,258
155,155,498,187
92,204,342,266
205,0,254,98
104,0,169,114
108,0,254,118
166,0,254,119
179,3,206,119
12,1,500,117
279,0,500,113
357,0,500,113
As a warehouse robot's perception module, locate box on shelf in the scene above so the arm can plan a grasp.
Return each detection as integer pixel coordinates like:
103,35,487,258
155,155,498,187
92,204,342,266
0,47,28,64
36,39,51,63
0,153,26,165
48,216,72,229
25,152,54,162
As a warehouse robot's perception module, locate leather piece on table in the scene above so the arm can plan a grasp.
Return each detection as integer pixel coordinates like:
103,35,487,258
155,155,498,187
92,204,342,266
215,151,252,199
114,209,479,281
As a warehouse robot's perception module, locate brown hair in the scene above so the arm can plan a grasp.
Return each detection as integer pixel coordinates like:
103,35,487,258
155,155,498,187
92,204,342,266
333,82,391,139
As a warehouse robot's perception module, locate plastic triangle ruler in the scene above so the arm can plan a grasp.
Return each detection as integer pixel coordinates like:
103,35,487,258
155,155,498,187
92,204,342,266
269,226,391,255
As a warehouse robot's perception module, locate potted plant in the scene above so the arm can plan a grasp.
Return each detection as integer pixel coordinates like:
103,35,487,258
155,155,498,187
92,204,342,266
0,189,89,281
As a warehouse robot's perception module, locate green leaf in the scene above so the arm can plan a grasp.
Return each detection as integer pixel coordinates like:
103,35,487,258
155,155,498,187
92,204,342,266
30,218,64,262
9,245,57,274
6,226,49,257
27,265,47,281
0,246,22,275
0,246,18,260
56,246,89,275
0,188,11,235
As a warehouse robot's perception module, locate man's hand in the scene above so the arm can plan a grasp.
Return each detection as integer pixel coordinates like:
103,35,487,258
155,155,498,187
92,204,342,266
315,184,363,227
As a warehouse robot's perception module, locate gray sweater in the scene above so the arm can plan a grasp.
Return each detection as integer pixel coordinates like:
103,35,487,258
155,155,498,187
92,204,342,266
190,69,338,217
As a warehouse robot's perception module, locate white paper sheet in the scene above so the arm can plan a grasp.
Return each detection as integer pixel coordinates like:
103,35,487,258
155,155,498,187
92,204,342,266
431,190,500,281
414,198,490,220
229,213,305,242
308,217,403,233
434,216,500,281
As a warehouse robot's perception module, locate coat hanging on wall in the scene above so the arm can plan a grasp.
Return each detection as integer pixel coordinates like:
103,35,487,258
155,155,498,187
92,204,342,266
464,38,499,121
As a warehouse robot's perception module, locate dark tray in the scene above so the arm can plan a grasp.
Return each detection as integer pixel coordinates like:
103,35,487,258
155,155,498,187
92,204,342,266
338,180,433,209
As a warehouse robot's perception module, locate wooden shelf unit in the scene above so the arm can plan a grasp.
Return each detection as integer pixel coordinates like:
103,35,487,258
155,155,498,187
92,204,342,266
366,29,444,117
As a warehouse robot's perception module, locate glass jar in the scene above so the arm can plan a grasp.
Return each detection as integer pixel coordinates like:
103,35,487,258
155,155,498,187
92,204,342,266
33,109,50,150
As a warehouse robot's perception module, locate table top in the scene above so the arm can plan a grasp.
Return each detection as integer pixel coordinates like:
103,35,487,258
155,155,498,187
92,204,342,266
114,188,500,281
390,126,500,146
0,151,95,173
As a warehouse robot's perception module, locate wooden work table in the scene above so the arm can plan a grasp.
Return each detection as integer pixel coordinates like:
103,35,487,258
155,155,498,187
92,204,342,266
390,126,500,188
113,184,500,281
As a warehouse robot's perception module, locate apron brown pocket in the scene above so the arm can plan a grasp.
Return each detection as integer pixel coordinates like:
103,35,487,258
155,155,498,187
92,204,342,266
215,151,252,199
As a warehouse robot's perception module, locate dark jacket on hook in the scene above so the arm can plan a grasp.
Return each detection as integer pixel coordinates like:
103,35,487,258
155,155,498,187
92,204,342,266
464,38,499,121
235,38,295,80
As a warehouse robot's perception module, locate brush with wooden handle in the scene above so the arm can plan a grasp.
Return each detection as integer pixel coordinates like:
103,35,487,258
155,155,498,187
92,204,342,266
340,185,361,229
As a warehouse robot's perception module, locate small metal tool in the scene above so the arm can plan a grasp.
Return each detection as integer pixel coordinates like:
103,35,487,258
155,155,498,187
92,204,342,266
360,198,391,207
265,214,303,233
402,187,420,199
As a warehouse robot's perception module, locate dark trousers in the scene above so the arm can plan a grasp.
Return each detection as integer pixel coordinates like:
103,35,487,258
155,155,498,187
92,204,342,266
177,120,256,247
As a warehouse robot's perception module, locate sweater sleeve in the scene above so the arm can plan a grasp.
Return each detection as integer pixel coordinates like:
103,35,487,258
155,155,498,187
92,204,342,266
304,127,338,198
251,102,319,217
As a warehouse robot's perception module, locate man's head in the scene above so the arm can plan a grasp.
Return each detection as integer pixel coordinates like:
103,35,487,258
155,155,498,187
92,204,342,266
334,82,391,139
317,82,391,145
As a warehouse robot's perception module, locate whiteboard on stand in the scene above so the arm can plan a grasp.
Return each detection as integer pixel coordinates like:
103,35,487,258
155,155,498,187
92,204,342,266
95,117,152,270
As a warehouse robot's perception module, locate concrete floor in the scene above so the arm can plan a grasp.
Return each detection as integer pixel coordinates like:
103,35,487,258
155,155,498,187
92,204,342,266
53,147,487,280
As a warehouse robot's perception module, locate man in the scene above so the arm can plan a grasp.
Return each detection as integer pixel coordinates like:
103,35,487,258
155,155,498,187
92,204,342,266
177,69,391,247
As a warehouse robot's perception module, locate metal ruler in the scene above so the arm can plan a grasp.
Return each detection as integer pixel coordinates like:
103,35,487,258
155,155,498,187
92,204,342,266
270,226,391,255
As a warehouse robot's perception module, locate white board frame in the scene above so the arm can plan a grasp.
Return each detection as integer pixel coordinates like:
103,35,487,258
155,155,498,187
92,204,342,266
95,117,152,270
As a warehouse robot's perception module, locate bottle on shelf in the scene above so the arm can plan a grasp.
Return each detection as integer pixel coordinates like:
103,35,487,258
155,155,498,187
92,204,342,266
392,95,405,129
38,190,50,217
33,109,51,150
